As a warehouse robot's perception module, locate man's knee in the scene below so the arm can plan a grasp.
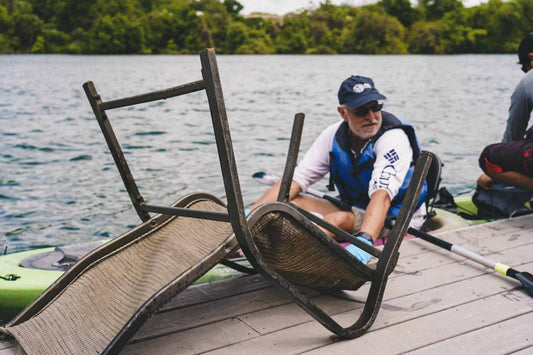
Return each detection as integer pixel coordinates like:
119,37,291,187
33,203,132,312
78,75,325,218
324,211,355,234
479,143,503,175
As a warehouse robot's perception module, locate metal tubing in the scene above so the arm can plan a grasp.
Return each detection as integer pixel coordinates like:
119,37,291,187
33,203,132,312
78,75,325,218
200,49,249,238
141,204,230,222
83,81,151,222
450,245,496,269
100,80,205,111
277,113,305,202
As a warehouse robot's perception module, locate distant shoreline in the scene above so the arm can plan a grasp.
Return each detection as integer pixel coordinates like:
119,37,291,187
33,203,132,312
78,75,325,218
0,0,527,55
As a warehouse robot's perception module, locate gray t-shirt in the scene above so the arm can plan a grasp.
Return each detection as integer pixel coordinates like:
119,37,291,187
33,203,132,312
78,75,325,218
502,70,533,142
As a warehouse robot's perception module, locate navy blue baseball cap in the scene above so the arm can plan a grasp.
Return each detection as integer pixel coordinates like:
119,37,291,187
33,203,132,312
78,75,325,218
518,32,533,65
338,75,386,109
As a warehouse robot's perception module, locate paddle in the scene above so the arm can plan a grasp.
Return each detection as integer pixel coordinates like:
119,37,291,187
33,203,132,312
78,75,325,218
253,171,533,297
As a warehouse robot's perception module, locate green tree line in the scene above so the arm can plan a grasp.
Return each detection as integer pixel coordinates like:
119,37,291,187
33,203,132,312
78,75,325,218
0,0,531,54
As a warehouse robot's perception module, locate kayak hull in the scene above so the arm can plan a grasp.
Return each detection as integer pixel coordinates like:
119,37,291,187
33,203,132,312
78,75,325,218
0,248,63,324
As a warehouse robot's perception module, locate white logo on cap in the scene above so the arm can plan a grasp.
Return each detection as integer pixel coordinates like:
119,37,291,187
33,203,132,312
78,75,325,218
353,83,371,93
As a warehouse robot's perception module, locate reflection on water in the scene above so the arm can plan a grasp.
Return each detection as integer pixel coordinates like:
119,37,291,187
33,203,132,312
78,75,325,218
0,54,522,252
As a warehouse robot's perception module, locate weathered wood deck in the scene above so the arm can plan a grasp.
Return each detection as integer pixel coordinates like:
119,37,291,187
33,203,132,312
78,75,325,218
1,215,532,354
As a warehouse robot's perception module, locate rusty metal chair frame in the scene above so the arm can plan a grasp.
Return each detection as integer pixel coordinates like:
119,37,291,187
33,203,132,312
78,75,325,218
82,49,254,276
81,45,431,339
82,46,431,339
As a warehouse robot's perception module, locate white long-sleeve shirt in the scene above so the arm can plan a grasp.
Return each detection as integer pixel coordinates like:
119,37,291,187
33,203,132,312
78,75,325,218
293,120,426,228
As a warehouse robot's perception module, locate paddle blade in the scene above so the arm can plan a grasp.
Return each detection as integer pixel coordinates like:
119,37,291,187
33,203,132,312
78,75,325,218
515,272,533,297
252,171,279,186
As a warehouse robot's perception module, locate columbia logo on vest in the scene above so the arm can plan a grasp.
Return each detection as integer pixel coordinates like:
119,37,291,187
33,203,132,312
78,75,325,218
384,149,399,164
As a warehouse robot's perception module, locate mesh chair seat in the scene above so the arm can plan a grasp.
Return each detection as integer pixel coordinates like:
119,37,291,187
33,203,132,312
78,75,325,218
250,210,374,290
1,194,236,354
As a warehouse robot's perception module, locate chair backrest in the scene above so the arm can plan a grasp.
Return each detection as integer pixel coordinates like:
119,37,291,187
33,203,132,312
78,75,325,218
82,48,248,231
423,150,443,206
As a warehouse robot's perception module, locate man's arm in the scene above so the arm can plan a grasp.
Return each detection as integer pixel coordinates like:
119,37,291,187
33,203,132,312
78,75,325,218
365,129,413,240
503,80,532,142
358,190,391,241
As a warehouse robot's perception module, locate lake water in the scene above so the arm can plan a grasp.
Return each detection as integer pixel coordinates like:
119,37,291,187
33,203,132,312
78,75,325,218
0,54,523,252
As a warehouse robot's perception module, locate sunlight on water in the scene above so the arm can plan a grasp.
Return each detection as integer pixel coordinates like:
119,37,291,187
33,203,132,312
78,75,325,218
0,54,522,252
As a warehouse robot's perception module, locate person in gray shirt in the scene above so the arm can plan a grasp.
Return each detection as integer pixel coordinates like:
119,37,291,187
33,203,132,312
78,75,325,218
477,32,533,190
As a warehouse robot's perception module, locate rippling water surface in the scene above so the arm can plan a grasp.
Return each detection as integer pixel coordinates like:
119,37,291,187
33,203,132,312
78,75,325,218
0,54,522,252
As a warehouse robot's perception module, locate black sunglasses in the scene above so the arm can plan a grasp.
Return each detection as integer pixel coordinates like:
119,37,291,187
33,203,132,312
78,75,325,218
349,103,383,117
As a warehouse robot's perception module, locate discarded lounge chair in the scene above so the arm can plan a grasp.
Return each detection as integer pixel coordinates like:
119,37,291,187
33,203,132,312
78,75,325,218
0,49,249,354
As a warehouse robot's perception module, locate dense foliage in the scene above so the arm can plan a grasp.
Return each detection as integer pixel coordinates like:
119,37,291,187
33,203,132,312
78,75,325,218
0,0,532,54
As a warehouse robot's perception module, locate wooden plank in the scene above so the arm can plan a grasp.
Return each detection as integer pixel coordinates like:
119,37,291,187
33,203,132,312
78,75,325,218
511,345,533,355
199,319,333,355
405,311,533,354
240,259,533,336
151,220,533,327
123,318,259,355
394,239,533,276
163,250,532,354
130,235,533,352
196,274,272,300
159,274,271,312
0,340,14,351
408,227,533,257
133,284,297,342
396,217,533,260
238,293,366,336
157,286,212,312
303,289,533,354
209,287,532,355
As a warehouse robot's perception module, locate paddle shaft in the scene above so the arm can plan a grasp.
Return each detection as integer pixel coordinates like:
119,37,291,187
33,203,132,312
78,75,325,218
406,227,508,276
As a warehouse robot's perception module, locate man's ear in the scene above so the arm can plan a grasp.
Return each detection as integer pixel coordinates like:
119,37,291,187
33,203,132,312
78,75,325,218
338,106,348,122
528,53,533,60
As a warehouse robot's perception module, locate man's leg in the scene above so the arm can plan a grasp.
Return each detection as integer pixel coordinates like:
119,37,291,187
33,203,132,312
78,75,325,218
479,140,533,189
291,194,357,239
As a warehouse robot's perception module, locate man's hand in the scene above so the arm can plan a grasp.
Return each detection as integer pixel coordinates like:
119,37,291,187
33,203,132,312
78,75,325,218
477,173,493,190
345,236,372,264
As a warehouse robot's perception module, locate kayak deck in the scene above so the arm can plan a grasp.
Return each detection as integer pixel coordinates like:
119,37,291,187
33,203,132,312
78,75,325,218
3,214,532,354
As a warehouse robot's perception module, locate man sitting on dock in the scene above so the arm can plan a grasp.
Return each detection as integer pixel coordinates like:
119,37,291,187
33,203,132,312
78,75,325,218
477,32,533,191
249,75,427,264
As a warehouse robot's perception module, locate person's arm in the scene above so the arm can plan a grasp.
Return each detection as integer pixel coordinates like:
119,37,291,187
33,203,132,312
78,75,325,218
365,129,413,239
477,173,493,190
358,190,391,241
503,80,531,142
486,170,533,190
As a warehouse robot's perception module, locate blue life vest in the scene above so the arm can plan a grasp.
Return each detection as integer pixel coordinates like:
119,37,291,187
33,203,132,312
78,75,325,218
329,111,427,217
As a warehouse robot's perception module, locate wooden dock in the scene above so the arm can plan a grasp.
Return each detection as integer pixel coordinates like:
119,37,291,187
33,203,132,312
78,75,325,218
1,216,532,354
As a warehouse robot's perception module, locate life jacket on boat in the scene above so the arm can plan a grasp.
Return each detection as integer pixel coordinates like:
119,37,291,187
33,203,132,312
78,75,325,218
329,112,427,217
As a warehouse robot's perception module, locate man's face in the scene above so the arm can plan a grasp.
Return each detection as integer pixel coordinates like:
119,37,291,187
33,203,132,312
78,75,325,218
338,100,382,141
